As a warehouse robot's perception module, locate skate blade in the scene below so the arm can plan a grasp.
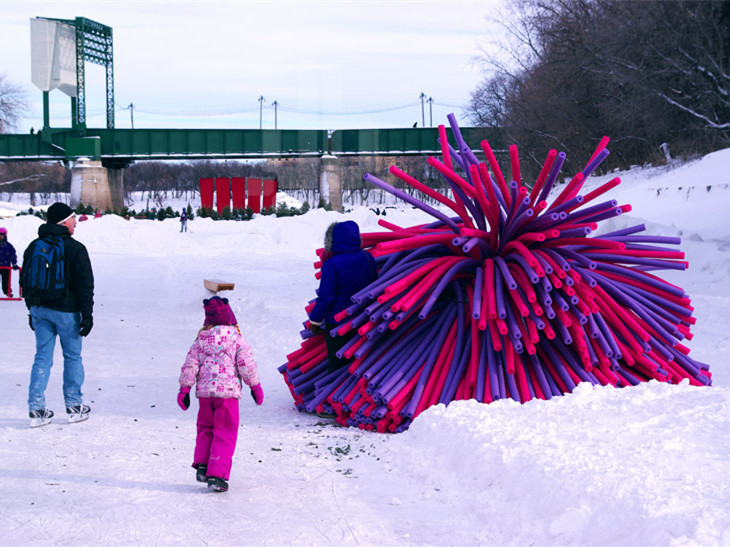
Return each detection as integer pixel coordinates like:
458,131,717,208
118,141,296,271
67,413,90,424
30,417,52,428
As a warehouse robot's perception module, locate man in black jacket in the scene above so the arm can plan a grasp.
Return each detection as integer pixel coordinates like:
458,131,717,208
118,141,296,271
22,202,95,428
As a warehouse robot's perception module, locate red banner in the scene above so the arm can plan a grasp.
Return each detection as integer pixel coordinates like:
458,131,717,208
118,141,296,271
199,178,214,210
215,177,231,214
247,178,262,213
231,177,246,210
262,179,278,210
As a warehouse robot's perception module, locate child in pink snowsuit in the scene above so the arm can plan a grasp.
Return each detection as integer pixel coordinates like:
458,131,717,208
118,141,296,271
177,296,264,492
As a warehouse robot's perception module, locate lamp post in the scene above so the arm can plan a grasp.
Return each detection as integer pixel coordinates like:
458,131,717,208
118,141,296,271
272,100,278,129
258,95,265,130
428,97,434,127
128,103,134,129
419,92,426,128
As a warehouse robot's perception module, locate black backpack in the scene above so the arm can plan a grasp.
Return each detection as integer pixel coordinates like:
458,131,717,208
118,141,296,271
21,236,66,301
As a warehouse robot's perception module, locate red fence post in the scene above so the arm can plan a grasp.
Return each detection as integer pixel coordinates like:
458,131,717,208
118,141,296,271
199,178,214,210
263,179,278,210
0,266,23,301
248,178,262,213
231,177,246,210
215,177,231,214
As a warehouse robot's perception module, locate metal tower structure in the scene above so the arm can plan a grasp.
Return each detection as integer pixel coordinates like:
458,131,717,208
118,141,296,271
39,16,115,132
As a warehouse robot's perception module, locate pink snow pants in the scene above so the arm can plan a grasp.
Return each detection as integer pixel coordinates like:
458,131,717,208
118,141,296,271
193,397,239,480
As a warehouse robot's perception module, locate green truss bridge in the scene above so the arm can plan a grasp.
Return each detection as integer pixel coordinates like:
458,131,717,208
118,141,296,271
0,126,503,168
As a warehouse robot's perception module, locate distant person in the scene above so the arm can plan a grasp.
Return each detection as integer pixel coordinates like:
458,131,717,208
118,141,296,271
0,227,19,297
180,209,188,232
94,209,102,219
21,202,94,428
308,221,377,373
177,296,263,492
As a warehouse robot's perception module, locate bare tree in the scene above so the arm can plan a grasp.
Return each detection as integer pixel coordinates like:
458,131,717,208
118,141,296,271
468,0,730,176
0,73,30,133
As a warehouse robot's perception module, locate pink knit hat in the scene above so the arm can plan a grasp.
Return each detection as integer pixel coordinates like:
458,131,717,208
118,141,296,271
203,296,238,327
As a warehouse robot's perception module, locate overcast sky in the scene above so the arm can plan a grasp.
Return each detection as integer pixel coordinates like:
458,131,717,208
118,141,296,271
1,1,505,133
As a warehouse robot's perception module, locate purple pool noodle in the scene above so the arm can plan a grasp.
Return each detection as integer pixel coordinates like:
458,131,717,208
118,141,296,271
561,199,618,224
472,267,484,319
402,306,458,417
537,151,567,203
533,252,554,275
542,248,572,272
508,253,540,283
549,194,584,215
527,353,553,400
441,328,473,404
364,173,461,232
594,313,622,359
581,148,611,179
446,177,486,231
379,349,431,404
552,337,597,384
503,301,524,343
374,326,435,390
475,328,489,402
494,256,518,290
492,264,508,319
576,207,625,225
523,211,561,233
606,235,682,246
591,262,686,297
504,360,522,403
495,350,507,400
551,247,597,270
438,284,468,402
582,252,687,271
599,277,680,345
332,374,360,403
304,367,351,412
501,207,535,244
613,279,692,327
358,258,432,302
418,258,479,319
600,224,647,238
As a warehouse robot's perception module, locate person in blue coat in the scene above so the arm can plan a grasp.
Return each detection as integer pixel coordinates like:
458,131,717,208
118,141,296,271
309,221,377,372
0,227,19,297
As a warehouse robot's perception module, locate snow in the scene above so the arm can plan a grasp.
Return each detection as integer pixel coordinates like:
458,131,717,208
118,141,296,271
1,149,729,546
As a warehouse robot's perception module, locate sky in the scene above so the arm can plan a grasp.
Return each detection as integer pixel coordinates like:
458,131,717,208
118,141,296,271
1,1,505,133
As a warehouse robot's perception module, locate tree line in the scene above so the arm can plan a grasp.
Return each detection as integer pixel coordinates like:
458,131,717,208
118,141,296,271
0,154,449,208
468,0,730,178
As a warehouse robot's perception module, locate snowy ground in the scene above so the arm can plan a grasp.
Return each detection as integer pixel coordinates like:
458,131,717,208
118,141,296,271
0,149,729,546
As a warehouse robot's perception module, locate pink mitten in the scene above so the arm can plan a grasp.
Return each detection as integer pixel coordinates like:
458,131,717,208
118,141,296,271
177,386,191,410
250,384,264,405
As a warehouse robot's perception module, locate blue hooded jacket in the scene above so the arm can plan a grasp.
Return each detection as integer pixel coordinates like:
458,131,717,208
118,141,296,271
309,221,377,326
0,240,17,267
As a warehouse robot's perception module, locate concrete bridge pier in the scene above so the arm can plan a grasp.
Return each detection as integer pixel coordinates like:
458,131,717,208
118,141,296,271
70,158,124,211
319,155,343,212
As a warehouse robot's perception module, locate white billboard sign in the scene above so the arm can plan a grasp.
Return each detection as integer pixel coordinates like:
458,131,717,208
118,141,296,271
30,18,78,97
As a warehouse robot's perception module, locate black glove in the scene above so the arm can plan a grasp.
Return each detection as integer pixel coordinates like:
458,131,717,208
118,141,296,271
12,264,19,270
28,314,34,331
79,315,93,337
310,322,324,335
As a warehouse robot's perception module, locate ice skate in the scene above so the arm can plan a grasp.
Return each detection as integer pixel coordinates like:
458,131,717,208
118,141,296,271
66,404,91,424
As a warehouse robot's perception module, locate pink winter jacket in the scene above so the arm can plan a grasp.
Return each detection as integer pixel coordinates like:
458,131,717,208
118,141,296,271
179,325,260,399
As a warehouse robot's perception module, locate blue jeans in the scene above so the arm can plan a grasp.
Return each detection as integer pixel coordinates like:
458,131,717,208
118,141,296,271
28,306,84,411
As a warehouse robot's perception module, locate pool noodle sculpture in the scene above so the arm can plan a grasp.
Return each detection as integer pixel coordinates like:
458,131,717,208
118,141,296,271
279,115,711,433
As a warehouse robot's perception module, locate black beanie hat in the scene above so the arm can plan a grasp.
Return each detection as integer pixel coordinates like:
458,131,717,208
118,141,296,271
47,202,74,224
